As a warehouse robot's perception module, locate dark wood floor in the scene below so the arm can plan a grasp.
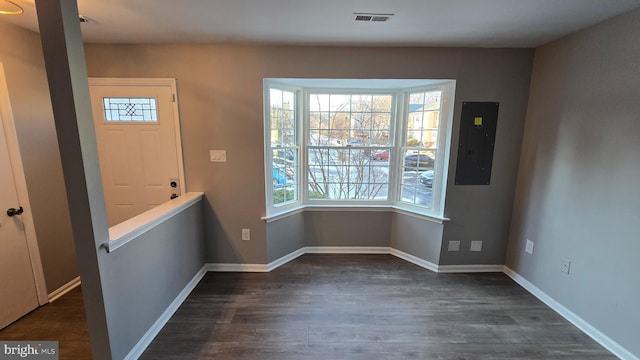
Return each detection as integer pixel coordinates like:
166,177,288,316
142,254,615,360
0,286,92,359
0,255,617,359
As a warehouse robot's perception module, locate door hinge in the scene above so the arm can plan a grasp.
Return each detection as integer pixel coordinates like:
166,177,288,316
170,94,176,102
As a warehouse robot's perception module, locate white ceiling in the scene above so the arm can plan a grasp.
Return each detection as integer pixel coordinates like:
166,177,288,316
3,0,640,47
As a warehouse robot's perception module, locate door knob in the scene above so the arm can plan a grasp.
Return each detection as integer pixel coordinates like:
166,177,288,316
7,206,24,217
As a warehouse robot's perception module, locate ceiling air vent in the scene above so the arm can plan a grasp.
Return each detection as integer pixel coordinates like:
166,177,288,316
354,13,393,23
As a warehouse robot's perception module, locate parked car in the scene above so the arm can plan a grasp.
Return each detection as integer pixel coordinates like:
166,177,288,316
404,153,434,170
276,150,294,161
371,149,389,161
419,170,434,187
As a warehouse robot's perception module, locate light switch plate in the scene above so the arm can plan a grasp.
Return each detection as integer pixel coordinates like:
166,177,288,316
525,239,534,254
242,228,250,241
470,241,483,252
210,150,227,162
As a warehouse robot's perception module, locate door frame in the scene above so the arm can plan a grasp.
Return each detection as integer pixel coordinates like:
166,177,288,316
0,63,48,305
88,77,187,196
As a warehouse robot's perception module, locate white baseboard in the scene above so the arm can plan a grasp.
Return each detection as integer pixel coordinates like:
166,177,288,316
437,264,505,273
504,267,638,360
48,276,81,303
124,265,207,360
206,263,269,272
389,248,439,272
208,247,391,273
305,246,390,254
208,247,504,275
267,248,306,271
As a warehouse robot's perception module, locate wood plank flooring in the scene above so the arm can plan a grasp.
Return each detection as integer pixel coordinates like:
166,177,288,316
141,254,616,360
0,286,92,359
0,255,617,359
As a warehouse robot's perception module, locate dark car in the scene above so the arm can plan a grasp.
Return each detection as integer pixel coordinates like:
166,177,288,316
404,153,434,170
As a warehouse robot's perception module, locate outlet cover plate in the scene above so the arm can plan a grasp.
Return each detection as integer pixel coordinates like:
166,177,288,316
470,241,483,252
525,239,534,254
210,150,227,162
448,241,461,252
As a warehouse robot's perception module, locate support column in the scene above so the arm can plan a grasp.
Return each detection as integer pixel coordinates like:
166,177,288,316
35,1,112,358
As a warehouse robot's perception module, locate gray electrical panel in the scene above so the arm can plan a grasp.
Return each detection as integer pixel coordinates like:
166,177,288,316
455,102,499,185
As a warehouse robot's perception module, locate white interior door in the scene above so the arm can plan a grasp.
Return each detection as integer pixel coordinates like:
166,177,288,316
89,80,183,227
0,96,40,330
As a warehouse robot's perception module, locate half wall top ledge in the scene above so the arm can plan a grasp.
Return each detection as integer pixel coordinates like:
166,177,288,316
105,192,204,253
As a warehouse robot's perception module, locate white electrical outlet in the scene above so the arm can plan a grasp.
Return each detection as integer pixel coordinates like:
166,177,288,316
210,150,227,162
561,259,571,274
470,241,483,252
525,239,534,254
448,241,461,252
242,228,251,241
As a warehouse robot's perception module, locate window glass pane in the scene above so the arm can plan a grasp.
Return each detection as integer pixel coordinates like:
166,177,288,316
373,95,392,112
103,97,158,122
329,94,351,112
306,92,395,201
307,146,389,200
400,149,435,208
272,148,298,206
270,89,296,146
310,94,329,112
312,93,393,148
401,89,443,208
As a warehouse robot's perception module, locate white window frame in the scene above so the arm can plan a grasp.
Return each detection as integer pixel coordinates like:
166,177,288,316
264,79,456,220
303,88,398,206
396,82,456,218
264,81,303,216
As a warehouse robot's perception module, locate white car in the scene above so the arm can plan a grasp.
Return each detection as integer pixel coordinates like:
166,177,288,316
419,170,434,187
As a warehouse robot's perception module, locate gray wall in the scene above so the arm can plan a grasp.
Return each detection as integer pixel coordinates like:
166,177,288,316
84,44,533,266
439,53,533,266
506,8,640,358
102,201,205,359
305,211,391,248
391,213,443,265
266,212,304,263
0,19,77,293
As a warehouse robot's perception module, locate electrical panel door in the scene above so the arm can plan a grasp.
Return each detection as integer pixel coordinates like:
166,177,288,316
455,102,499,185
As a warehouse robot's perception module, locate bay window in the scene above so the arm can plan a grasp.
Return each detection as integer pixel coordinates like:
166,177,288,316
264,79,455,219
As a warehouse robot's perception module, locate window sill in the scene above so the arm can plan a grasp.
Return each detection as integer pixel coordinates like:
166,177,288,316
103,192,204,253
262,204,450,224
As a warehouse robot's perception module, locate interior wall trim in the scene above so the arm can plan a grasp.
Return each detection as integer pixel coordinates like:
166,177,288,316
48,276,81,303
206,263,269,272
207,247,505,274
124,265,208,360
267,248,306,271
305,246,390,254
437,264,505,273
504,267,639,360
389,248,439,272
